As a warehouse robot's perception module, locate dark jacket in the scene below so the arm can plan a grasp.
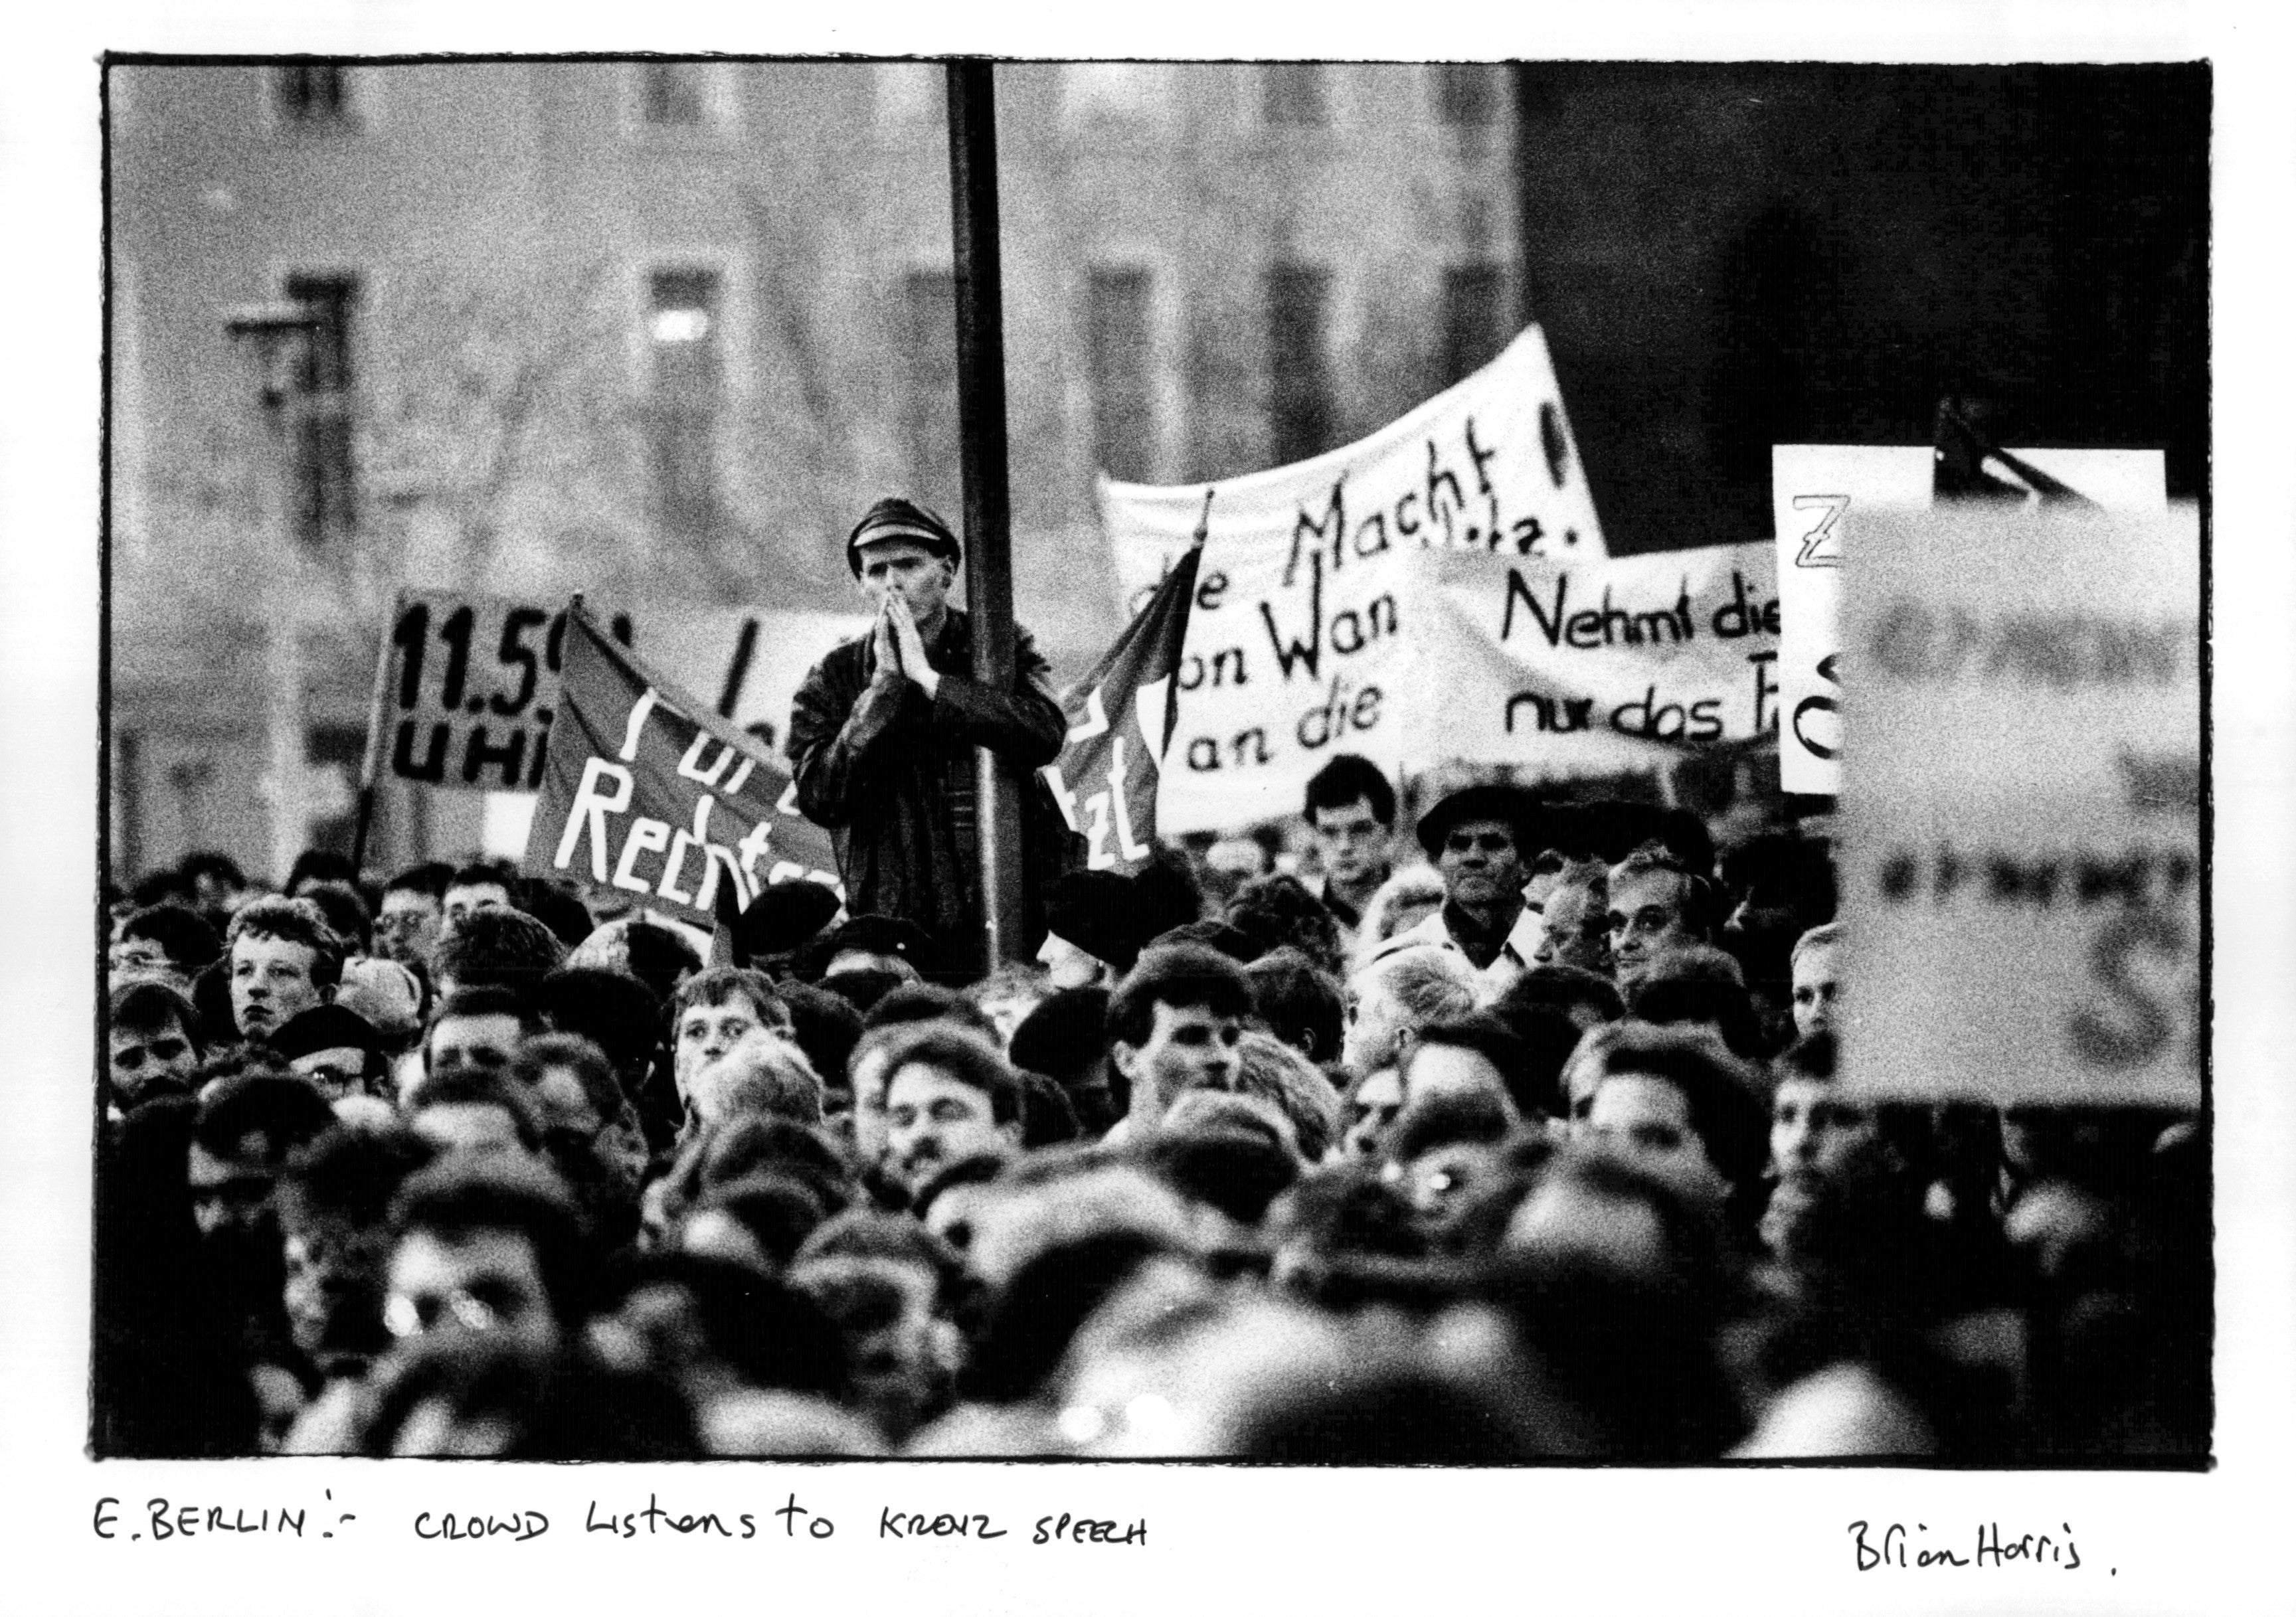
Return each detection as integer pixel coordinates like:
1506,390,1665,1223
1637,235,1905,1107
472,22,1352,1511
787,608,1073,971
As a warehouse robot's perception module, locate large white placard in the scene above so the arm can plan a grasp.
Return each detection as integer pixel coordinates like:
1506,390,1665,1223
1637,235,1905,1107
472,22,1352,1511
1102,325,1607,833
1838,503,2200,1106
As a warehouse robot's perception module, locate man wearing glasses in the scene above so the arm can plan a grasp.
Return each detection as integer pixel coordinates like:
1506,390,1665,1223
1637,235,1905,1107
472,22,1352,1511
1367,784,1544,992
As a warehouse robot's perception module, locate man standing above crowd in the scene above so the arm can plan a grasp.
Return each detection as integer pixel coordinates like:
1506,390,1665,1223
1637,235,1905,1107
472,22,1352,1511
1300,755,1397,938
788,499,1069,976
1370,784,1542,991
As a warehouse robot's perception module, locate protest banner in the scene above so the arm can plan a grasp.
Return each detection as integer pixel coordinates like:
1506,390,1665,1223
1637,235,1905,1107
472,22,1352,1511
1101,324,1606,833
522,600,841,926
1409,542,1782,778
1837,503,2200,1106
1771,446,2166,794
365,590,634,796
1041,522,1204,871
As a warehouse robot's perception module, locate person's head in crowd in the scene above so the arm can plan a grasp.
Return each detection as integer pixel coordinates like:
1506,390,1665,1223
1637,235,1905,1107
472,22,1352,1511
808,914,934,983
1143,1100,1303,1227
1417,783,1532,922
1010,986,1120,1140
1605,841,1714,991
588,1253,846,1439
181,850,250,928
911,1151,1011,1254
384,1153,588,1356
862,981,1002,1044
815,966,906,1019
1344,945,1478,1077
511,1038,634,1148
1242,948,1346,1066
107,978,204,1110
1789,922,1842,1042
772,979,865,1101
1200,831,1274,906
564,914,710,1007
1756,1031,1909,1272
1500,1142,1726,1314
1229,1030,1342,1165
967,964,1051,1047
965,1226,1181,1405
375,863,453,973
1383,1088,1517,1237
420,986,537,1091
274,1122,437,1377
1302,753,1398,912
225,896,347,1042
360,1335,701,1460
671,967,794,1104
1016,1069,1083,1150
270,1004,387,1102
1037,869,1145,989
187,1071,339,1244
685,1034,826,1134
300,880,373,956
333,956,426,1054
683,1113,857,1218
727,877,843,974
408,1067,545,1157
788,1252,956,1440
1227,873,1348,978
442,862,517,927
878,1023,1024,1191
1532,861,1612,976
1627,944,1766,1059
533,966,665,1106
521,880,600,952
679,1173,830,1273
1474,1003,1583,1123
1401,1013,1532,1122
1106,942,1253,1128
285,848,357,898
1341,1065,1406,1160
432,904,566,999
1579,1026,1770,1215
110,902,222,992
1496,962,1627,1034
1352,865,1447,967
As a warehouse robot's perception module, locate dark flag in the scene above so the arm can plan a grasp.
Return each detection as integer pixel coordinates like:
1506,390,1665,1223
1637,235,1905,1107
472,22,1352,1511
523,599,841,928
1041,493,1210,871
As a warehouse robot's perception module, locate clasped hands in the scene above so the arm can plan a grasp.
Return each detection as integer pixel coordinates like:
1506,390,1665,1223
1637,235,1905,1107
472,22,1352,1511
869,592,941,702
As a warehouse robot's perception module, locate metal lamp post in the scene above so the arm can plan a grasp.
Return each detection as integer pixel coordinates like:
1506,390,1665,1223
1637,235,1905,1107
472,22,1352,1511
223,302,324,888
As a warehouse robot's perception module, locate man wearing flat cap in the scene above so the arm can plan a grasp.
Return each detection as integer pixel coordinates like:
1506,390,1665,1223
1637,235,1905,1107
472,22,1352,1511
788,498,1071,978
1368,782,1544,991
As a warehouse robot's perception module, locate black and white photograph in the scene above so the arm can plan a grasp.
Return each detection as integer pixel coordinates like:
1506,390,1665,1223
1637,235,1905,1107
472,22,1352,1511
7,4,2293,1613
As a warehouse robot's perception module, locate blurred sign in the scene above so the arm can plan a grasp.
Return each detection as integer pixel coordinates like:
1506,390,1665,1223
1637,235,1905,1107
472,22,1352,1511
1838,503,2200,1106
1771,446,2167,795
1413,543,1782,778
523,603,840,926
1102,325,1607,833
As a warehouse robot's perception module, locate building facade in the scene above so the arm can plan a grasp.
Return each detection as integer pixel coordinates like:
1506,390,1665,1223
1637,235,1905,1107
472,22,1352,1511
108,58,1520,884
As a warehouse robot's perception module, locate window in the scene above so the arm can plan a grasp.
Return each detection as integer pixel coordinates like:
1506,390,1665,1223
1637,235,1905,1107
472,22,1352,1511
901,271,960,513
1263,63,1328,126
1087,268,1156,483
640,63,709,127
283,273,359,547
1435,63,1499,128
648,268,724,537
273,64,351,129
1440,264,1510,386
1266,263,1332,465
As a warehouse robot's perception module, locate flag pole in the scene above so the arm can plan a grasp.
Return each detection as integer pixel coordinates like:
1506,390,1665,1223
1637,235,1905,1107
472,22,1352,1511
347,589,400,877
946,60,1025,975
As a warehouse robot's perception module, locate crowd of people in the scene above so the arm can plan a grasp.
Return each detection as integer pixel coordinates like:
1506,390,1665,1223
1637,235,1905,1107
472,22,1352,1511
93,750,2206,1462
